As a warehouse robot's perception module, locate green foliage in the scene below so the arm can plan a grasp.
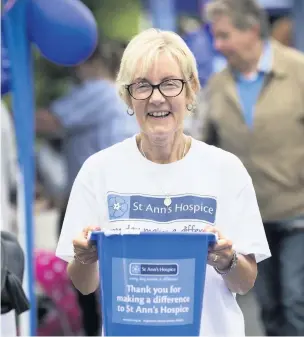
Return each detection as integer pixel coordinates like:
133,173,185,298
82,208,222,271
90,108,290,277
34,49,72,107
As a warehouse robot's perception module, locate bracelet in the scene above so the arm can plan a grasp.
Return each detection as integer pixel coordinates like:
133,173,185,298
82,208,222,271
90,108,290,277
214,250,238,275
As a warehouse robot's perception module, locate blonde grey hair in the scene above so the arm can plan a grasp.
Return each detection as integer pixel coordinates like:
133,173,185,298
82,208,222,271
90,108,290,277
116,28,200,106
205,0,269,39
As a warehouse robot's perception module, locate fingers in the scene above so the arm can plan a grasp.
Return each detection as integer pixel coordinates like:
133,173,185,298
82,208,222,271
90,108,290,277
203,225,232,250
210,239,233,252
203,225,223,239
207,250,234,269
75,250,97,260
203,225,217,233
74,245,96,253
207,252,221,267
84,225,101,231
74,226,100,247
82,226,101,238
73,235,90,249
203,225,234,269
73,226,100,264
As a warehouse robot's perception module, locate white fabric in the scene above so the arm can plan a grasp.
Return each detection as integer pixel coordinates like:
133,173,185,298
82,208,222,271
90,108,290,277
1,311,17,336
1,102,17,336
56,135,271,336
1,101,17,234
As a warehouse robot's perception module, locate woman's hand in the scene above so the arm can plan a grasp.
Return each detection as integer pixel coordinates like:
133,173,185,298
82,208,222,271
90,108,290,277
73,226,100,265
203,225,234,271
203,225,257,294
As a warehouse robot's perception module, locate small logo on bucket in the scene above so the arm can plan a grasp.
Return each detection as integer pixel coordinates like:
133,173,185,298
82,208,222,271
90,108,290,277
130,263,179,276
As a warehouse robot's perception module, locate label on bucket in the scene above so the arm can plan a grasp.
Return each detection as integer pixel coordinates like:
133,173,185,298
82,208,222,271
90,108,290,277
112,258,195,326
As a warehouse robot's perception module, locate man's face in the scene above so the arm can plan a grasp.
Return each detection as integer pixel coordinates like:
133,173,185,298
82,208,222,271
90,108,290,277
211,15,259,69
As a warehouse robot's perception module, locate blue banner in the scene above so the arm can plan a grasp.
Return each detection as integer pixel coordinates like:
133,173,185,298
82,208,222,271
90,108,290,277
107,194,217,223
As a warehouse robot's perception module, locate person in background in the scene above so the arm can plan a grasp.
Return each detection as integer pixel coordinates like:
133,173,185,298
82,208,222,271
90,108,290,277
202,0,304,335
36,39,138,336
271,16,293,47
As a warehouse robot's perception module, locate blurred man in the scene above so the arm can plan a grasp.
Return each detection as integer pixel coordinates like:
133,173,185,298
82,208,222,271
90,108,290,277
36,41,138,204
202,0,304,335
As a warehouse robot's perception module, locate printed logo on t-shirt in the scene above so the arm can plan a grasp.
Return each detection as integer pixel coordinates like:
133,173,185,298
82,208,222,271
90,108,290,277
107,193,217,224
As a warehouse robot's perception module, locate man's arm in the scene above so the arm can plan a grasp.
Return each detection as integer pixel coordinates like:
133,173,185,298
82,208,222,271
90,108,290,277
36,108,63,136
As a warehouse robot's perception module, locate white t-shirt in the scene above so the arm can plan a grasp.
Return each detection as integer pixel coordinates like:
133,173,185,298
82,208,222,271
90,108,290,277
56,135,271,336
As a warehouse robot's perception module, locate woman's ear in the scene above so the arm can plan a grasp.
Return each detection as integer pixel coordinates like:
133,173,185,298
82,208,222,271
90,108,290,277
186,78,200,102
190,76,200,94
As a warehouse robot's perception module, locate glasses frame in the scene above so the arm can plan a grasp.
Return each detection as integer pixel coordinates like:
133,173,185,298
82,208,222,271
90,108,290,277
125,78,189,100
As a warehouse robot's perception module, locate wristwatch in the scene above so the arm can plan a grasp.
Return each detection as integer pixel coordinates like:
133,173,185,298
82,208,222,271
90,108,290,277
214,250,238,275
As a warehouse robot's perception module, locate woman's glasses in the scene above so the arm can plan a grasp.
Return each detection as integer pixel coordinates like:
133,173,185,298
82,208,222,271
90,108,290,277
125,79,188,100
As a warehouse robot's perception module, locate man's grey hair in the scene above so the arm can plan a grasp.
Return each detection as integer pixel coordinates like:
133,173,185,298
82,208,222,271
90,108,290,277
204,0,270,39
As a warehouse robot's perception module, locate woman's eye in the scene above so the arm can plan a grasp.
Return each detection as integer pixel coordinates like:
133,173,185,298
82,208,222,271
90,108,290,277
162,80,180,88
137,82,150,88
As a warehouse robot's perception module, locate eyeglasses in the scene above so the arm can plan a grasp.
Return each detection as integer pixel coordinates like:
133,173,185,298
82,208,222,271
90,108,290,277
125,79,188,100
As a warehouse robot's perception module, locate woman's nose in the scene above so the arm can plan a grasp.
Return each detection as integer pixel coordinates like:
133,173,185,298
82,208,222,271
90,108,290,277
149,87,165,104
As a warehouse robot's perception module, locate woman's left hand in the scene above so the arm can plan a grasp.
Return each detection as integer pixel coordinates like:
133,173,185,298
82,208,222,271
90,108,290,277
203,225,235,271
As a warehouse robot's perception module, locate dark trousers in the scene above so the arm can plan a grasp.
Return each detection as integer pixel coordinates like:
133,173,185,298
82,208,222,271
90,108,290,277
254,224,304,336
58,203,100,336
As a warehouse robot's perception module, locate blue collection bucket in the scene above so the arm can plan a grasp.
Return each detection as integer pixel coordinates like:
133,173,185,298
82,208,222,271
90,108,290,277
90,231,216,336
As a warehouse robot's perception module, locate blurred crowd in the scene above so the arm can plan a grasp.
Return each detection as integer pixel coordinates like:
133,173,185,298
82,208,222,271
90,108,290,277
1,0,304,336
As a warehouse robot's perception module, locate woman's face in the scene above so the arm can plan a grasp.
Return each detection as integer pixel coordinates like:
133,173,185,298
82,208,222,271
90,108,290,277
129,53,190,142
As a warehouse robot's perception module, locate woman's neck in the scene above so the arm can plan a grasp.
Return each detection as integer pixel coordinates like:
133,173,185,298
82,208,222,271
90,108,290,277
137,132,190,164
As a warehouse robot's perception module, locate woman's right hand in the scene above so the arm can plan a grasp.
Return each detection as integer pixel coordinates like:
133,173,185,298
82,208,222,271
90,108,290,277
72,226,100,265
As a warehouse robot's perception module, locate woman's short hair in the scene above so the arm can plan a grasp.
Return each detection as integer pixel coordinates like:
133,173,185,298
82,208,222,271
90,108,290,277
205,0,270,39
116,28,200,106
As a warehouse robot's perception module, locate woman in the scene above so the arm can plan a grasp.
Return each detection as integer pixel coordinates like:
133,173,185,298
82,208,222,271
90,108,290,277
56,28,271,336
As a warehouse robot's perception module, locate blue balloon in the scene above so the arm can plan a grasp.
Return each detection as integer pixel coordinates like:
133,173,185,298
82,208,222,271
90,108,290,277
27,0,98,66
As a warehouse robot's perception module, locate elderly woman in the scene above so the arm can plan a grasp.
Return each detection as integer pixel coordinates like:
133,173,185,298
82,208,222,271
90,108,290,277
56,28,270,336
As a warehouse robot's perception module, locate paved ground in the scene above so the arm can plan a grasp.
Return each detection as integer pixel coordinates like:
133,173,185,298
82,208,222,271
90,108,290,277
34,208,265,336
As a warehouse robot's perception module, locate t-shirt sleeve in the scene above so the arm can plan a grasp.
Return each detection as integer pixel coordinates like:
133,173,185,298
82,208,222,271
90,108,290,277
227,179,271,263
55,158,101,262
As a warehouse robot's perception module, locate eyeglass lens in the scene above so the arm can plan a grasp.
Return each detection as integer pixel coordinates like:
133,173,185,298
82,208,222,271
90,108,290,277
129,79,184,99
